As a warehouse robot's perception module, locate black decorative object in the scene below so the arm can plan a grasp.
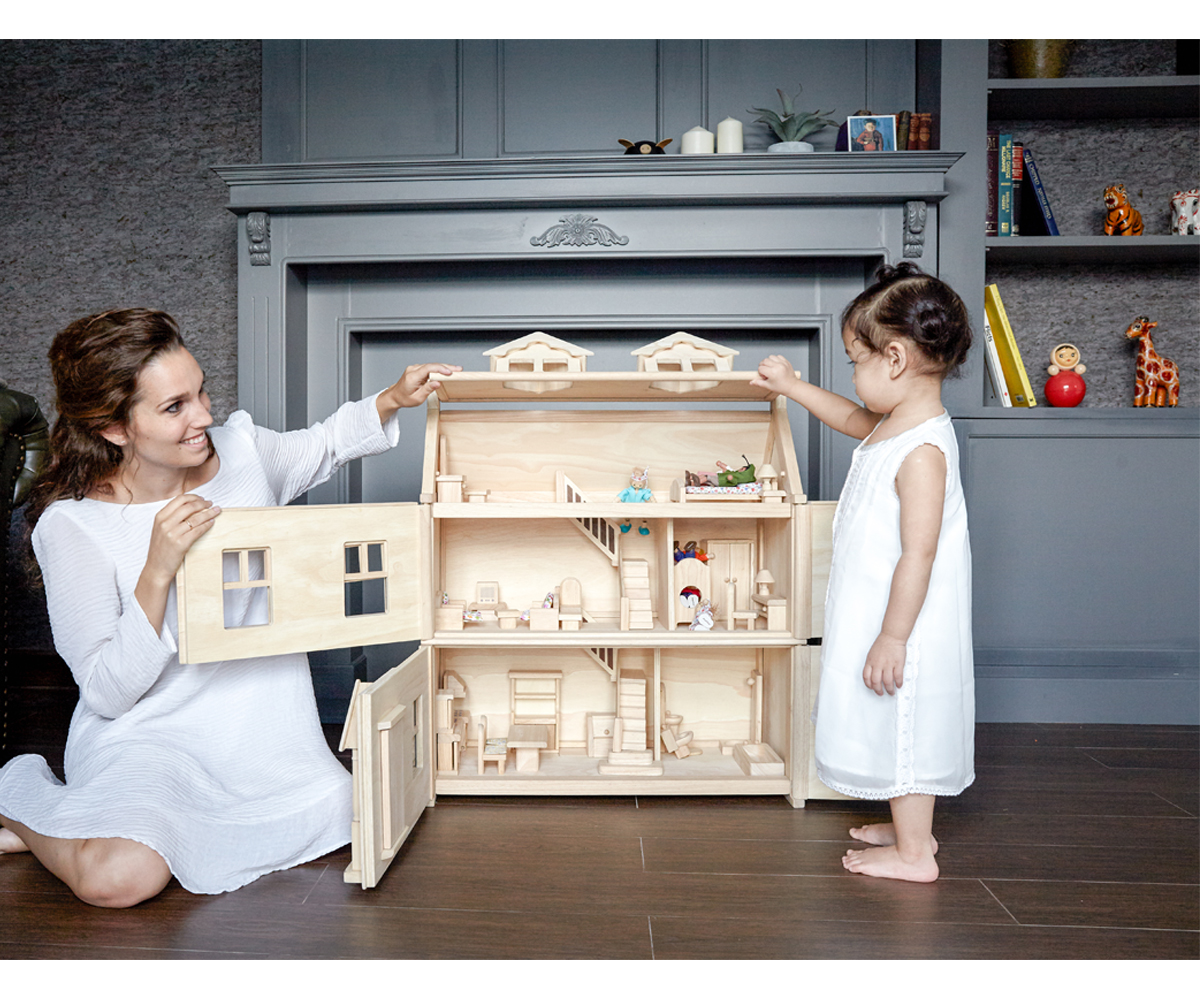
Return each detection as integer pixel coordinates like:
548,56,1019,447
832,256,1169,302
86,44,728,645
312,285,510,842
619,138,672,154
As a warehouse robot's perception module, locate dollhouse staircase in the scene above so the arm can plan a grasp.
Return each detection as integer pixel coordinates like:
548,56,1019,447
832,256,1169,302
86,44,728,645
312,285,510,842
585,646,618,680
555,472,620,566
597,669,663,776
619,558,653,630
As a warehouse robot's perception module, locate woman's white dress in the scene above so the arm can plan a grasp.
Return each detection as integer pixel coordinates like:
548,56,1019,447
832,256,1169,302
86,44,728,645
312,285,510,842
815,411,975,800
0,395,399,894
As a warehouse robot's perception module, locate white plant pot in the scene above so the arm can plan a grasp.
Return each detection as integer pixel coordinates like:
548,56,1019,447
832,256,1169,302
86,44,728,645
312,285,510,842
768,141,814,153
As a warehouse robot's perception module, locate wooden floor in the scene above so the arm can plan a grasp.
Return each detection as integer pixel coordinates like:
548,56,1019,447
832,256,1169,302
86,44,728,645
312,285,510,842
1,659,1197,960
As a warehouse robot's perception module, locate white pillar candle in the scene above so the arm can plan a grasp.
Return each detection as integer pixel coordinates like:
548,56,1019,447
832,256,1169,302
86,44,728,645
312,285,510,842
716,117,743,153
680,125,714,155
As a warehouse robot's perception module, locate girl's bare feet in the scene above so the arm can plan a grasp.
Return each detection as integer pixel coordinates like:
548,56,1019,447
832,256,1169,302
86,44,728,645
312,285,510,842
0,826,31,854
849,822,938,855
842,844,939,882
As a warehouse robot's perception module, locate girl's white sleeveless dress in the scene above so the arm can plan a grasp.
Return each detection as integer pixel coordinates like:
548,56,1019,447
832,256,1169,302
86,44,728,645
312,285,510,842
815,411,975,800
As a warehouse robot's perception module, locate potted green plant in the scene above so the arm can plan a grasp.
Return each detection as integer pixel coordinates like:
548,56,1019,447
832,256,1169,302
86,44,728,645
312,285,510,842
749,87,838,153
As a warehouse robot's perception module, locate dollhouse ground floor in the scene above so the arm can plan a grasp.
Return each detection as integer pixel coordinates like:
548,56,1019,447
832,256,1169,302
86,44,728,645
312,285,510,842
1,661,1195,962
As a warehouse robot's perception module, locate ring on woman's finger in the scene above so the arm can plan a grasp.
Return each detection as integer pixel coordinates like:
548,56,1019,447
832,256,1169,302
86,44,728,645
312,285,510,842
185,519,194,529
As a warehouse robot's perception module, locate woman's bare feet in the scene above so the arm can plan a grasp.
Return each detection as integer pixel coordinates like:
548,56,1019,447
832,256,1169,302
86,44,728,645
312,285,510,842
842,844,939,883
849,822,938,855
0,826,31,854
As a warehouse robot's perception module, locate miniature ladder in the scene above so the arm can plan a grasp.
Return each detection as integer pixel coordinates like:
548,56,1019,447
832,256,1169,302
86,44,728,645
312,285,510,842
556,471,620,566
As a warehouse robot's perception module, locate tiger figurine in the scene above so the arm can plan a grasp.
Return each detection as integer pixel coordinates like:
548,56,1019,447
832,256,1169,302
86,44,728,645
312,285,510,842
1103,184,1144,236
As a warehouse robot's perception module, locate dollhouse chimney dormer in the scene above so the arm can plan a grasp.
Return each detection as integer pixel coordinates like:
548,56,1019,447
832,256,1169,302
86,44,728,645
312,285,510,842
633,332,738,393
484,332,593,393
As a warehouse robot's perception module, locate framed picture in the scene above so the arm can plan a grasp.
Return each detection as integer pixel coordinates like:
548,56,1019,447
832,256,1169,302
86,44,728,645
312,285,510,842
848,115,897,152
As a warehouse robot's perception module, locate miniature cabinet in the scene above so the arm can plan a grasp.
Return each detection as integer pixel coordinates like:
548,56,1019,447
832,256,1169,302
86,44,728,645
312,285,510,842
176,337,838,889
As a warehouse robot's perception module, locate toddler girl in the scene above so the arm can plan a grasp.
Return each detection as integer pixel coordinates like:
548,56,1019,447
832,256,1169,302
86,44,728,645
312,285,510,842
752,261,974,882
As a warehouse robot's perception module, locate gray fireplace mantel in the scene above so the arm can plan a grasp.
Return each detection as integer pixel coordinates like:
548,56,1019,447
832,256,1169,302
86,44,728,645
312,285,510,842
215,152,963,213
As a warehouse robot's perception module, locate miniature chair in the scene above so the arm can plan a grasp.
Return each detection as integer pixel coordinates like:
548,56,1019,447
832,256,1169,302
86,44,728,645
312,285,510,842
558,576,583,630
476,714,509,774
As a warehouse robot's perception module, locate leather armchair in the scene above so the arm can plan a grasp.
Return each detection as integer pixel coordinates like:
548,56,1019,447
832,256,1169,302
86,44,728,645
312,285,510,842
1,384,50,752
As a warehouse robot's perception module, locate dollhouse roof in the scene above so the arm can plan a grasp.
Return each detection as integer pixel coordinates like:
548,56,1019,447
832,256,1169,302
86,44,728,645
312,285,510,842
483,333,594,359
632,332,739,359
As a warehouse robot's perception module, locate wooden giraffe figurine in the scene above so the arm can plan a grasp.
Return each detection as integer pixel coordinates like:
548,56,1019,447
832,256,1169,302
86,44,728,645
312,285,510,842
1125,316,1180,407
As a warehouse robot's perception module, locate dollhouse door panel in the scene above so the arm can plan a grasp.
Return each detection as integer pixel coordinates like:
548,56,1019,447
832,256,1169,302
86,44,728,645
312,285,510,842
176,503,428,664
343,645,434,888
704,539,754,620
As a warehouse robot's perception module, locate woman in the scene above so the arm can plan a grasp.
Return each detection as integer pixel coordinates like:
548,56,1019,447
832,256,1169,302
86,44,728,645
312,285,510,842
0,308,457,906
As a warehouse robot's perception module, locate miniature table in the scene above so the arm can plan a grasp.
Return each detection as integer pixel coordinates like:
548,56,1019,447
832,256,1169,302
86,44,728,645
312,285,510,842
505,724,551,772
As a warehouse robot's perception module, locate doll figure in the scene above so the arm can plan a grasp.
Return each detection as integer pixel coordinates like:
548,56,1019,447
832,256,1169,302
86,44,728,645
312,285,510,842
617,467,654,502
1044,343,1087,407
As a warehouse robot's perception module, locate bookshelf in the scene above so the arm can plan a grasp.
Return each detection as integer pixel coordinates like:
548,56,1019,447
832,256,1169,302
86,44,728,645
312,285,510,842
948,42,1199,725
982,51,1198,412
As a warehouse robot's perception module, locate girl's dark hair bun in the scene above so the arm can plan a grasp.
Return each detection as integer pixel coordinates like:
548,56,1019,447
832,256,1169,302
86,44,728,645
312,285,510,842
840,262,973,376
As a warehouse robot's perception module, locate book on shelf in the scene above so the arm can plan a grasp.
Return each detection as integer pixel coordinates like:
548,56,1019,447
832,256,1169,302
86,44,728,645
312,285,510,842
1011,141,1024,235
997,134,1014,237
890,111,932,150
910,112,932,150
986,130,998,236
982,313,1013,406
983,284,1037,407
1019,147,1060,236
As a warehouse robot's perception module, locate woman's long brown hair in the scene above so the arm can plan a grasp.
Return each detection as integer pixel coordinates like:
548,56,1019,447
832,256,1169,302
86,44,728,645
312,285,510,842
25,308,195,528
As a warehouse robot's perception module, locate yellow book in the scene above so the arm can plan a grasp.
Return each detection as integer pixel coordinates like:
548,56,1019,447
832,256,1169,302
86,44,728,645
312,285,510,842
983,284,1037,407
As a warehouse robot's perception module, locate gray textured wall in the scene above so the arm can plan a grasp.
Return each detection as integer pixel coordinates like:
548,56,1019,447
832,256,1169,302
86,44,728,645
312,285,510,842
1,40,260,647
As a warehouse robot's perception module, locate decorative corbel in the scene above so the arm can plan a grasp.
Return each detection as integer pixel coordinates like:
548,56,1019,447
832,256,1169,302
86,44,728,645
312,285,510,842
247,211,271,266
903,200,927,258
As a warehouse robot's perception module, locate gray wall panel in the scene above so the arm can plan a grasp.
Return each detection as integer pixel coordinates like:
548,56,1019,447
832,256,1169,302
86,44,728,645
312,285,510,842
500,40,661,155
966,427,1199,651
303,40,460,161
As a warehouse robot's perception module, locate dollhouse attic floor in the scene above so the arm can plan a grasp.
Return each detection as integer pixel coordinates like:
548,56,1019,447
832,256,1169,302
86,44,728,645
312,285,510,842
1,658,1196,961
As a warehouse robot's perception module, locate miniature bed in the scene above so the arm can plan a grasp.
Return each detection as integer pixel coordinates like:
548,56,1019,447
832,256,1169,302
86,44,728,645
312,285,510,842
176,333,839,889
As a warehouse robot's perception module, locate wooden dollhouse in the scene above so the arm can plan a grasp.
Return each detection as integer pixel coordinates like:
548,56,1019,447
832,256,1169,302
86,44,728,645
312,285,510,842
176,336,838,889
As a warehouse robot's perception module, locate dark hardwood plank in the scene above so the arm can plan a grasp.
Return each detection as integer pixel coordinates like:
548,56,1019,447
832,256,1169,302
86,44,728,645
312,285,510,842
935,841,1198,884
931,812,1199,852
234,903,655,960
1082,747,1199,770
984,878,1200,932
973,744,1116,771
1028,724,1200,751
941,781,1195,818
649,913,1200,960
